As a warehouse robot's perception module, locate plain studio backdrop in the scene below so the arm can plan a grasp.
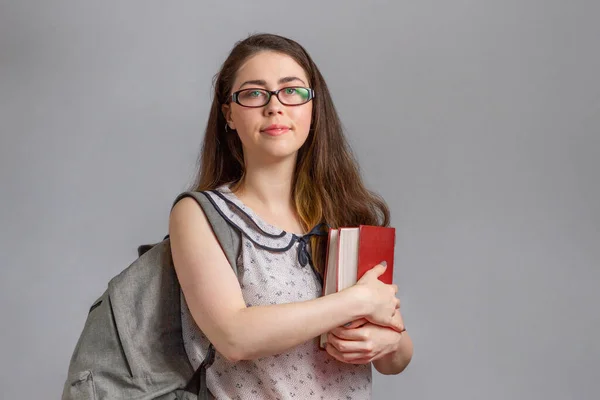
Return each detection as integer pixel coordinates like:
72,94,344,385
1,1,598,399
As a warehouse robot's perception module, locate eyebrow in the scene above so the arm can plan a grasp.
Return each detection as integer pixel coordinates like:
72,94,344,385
237,76,307,90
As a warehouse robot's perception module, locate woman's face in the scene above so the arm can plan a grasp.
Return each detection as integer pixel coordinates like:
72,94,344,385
222,51,313,164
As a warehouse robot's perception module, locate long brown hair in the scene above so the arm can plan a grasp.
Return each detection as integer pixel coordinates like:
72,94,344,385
190,33,390,274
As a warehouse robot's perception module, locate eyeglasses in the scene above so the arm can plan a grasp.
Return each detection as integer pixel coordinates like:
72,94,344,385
228,86,315,108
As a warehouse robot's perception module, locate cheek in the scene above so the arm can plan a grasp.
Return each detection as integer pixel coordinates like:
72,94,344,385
237,109,260,127
293,106,313,135
233,109,262,136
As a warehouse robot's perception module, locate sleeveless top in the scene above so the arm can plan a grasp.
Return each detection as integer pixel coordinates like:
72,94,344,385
181,184,372,400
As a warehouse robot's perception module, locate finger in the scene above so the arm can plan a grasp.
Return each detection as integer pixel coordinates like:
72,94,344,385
326,344,372,364
396,311,406,332
370,262,388,277
391,309,404,326
330,326,369,341
389,311,405,333
327,333,367,353
341,318,368,329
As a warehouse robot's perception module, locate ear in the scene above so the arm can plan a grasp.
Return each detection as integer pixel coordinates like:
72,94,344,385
221,104,236,131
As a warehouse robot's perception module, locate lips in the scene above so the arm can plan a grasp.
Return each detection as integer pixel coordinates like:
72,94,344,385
261,124,290,136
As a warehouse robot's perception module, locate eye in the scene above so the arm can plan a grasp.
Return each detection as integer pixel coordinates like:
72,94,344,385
284,88,297,95
248,90,263,97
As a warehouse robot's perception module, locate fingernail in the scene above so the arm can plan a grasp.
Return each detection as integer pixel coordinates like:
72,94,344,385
381,261,387,267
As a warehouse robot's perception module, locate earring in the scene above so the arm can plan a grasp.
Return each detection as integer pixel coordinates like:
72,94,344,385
225,123,229,132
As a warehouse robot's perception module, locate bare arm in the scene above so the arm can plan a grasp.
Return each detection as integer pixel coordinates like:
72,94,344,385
373,331,413,375
170,198,396,362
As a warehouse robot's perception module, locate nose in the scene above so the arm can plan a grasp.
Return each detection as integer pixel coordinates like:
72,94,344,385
263,93,284,116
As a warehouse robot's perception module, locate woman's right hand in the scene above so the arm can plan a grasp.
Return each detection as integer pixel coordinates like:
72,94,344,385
351,262,404,332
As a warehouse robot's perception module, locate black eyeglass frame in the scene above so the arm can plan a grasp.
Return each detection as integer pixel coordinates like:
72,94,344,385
227,86,316,108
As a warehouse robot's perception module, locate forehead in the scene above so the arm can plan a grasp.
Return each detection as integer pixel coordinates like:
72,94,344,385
233,51,309,89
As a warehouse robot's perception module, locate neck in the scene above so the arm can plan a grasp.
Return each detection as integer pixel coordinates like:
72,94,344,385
235,154,297,213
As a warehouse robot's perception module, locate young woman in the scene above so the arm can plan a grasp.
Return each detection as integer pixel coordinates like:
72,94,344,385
169,33,413,399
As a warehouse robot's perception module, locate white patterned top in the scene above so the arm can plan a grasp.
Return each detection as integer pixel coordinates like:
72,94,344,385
181,184,372,400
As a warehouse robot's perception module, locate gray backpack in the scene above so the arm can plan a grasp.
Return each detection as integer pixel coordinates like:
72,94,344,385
62,191,240,400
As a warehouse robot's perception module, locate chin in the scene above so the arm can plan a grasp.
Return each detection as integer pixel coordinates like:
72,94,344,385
263,148,301,161
242,132,309,163
256,142,304,162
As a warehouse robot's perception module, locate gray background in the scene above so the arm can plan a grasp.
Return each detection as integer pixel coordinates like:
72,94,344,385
1,0,598,399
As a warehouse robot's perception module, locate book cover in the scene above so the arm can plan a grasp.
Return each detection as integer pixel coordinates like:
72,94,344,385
331,225,395,291
319,225,396,348
355,225,395,285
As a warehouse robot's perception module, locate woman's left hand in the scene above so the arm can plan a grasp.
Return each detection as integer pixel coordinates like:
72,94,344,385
325,314,404,364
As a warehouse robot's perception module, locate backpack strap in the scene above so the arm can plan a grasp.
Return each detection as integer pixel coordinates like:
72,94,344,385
171,191,241,399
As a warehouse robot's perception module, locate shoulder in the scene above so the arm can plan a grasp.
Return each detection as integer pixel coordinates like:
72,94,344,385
171,195,207,218
169,195,212,240
169,190,241,270
168,194,234,287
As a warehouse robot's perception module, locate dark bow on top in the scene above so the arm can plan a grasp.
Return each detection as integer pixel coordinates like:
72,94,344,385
295,222,330,268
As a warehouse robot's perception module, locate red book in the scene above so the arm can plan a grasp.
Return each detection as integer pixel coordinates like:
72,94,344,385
320,225,396,348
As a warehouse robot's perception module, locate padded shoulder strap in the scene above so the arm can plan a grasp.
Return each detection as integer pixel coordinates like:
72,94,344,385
171,191,241,275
